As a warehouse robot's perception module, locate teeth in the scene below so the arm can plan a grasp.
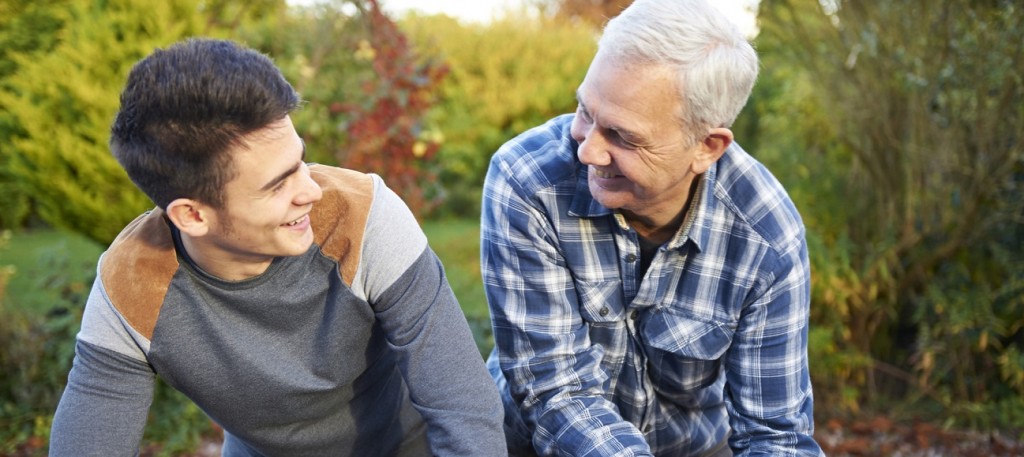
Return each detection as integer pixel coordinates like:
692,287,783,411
285,215,305,226
593,169,615,178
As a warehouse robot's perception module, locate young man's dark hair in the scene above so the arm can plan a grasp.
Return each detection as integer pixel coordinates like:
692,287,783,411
111,38,300,209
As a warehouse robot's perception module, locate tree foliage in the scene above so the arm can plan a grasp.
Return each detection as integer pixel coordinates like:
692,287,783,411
541,0,632,26
400,12,597,216
336,1,449,217
241,0,448,218
0,0,71,230
755,0,1024,423
0,0,286,244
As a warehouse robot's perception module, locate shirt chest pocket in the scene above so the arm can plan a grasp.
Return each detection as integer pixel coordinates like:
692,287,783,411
574,278,625,325
641,310,734,394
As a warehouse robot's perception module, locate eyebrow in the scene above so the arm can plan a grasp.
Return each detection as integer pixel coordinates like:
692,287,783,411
259,140,307,192
576,90,645,144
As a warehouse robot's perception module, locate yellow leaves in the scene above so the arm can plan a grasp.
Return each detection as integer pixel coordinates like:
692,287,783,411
411,128,444,159
426,128,444,144
401,12,595,132
919,351,935,373
293,54,316,81
354,39,376,61
412,141,427,158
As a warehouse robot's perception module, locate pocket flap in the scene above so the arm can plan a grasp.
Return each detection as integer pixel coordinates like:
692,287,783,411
643,309,733,360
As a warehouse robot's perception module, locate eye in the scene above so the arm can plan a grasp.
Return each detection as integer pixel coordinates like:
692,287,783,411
576,104,593,123
271,180,287,193
608,129,641,149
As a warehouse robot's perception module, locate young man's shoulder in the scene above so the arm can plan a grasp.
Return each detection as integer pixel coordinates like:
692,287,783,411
310,165,386,227
307,165,428,286
98,209,178,340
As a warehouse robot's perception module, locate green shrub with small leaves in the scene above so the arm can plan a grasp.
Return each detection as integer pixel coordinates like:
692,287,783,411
0,0,284,245
400,11,597,217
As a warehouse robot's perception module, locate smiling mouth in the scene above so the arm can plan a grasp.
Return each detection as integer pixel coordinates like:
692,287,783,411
592,168,619,179
283,214,308,227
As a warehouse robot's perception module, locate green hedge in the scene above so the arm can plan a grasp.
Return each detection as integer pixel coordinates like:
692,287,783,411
400,12,597,217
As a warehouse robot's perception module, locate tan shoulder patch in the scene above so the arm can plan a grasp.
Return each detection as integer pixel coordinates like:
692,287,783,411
308,165,373,285
99,209,179,340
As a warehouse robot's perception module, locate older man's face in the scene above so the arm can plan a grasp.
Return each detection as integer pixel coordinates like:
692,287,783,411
571,51,707,231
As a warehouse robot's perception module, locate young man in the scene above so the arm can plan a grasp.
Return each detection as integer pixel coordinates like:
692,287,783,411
482,0,824,455
50,38,505,456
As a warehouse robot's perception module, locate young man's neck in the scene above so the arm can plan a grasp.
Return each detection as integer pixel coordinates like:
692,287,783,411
179,233,274,281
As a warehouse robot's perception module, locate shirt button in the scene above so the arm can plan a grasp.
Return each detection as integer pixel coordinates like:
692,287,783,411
599,307,610,316
625,254,637,262
630,310,639,320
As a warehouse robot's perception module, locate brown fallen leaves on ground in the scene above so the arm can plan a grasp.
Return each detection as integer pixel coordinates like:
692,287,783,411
816,415,1024,457
47,414,1017,457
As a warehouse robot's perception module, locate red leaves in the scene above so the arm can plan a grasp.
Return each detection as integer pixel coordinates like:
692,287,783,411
337,0,449,218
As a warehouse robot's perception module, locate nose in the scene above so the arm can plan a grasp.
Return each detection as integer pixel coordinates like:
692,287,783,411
294,164,323,206
572,123,611,167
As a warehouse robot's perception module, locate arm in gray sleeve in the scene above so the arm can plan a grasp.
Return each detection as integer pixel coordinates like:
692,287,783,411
50,272,157,456
377,248,506,456
356,176,506,456
50,339,155,456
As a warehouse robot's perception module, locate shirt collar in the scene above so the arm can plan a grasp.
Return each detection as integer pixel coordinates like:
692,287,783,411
566,158,719,254
668,164,713,253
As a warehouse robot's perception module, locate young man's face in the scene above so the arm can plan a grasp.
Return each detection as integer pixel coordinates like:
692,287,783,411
570,51,708,227
199,115,323,275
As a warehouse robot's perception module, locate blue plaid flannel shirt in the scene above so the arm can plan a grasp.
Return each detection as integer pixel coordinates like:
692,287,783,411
482,114,823,456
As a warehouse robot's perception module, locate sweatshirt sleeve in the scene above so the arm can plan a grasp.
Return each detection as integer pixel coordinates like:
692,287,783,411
50,277,156,456
355,175,507,456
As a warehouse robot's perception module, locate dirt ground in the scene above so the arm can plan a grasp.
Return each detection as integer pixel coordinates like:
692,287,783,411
180,415,1024,457
815,415,1023,456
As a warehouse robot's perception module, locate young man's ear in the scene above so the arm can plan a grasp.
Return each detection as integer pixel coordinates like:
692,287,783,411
165,198,210,237
690,127,734,175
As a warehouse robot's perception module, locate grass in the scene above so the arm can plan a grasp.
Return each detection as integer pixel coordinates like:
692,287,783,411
0,229,103,314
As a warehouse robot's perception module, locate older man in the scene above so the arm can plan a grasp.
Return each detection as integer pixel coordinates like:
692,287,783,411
482,1,824,455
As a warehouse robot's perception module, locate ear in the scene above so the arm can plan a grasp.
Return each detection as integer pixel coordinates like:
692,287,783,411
165,198,210,237
690,127,734,175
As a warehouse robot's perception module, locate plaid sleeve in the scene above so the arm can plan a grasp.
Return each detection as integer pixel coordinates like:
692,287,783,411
481,150,653,457
725,236,821,456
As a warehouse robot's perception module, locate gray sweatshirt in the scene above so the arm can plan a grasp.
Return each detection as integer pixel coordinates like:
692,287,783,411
50,166,506,456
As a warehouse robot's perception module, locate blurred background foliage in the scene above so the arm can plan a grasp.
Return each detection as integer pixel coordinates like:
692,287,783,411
400,11,596,216
751,0,1024,427
0,0,1021,454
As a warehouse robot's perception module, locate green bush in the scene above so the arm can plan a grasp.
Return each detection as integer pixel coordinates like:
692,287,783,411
0,308,79,455
0,0,211,244
752,0,1024,430
0,239,89,454
0,0,284,245
0,232,218,455
400,12,597,217
0,0,69,230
